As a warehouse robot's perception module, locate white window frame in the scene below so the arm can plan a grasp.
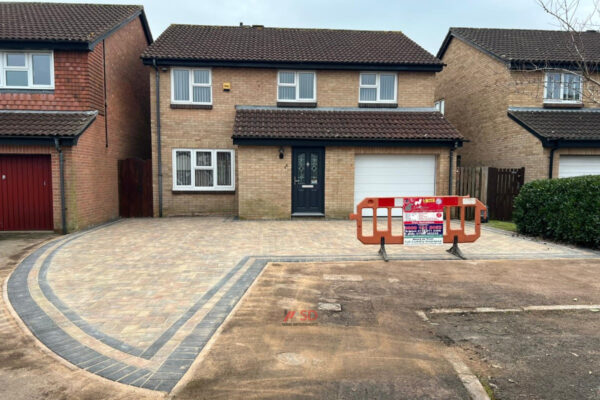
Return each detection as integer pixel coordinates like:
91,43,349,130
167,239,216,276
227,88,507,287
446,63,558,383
543,71,583,104
170,68,212,105
434,99,445,115
358,72,397,104
0,50,54,89
277,70,317,102
172,148,235,191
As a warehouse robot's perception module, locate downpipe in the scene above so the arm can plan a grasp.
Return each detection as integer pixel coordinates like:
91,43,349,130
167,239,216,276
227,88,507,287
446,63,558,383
153,58,163,217
54,138,67,234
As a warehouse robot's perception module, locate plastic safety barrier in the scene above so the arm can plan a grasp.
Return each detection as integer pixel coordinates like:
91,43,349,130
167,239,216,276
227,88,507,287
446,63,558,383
349,196,487,260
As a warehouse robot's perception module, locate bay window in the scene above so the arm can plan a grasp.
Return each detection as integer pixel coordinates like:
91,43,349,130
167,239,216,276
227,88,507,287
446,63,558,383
544,72,582,103
0,51,53,89
277,71,316,102
359,72,397,103
171,68,212,104
173,149,234,191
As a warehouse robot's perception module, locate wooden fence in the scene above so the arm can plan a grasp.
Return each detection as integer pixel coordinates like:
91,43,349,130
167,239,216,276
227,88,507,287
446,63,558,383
487,167,525,221
118,158,153,218
455,167,488,220
455,166,524,221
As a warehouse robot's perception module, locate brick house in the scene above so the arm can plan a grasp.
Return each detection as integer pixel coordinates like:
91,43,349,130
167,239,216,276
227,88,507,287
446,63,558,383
0,3,152,232
142,25,463,219
436,28,600,182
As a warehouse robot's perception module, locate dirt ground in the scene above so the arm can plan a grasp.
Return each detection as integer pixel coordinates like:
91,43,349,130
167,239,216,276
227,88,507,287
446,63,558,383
432,311,600,400
0,233,157,400
172,257,600,400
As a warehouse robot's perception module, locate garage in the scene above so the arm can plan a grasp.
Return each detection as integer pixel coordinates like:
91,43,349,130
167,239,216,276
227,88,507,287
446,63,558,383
559,156,600,178
354,154,436,216
0,154,53,231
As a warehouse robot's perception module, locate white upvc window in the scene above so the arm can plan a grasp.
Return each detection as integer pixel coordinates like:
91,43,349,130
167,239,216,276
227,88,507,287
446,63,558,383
544,71,583,103
171,68,212,104
359,72,397,103
0,50,54,89
434,99,445,114
172,149,235,191
277,71,316,102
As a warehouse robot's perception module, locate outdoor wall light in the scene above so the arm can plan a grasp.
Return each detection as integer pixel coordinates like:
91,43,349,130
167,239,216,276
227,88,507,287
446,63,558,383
279,147,285,159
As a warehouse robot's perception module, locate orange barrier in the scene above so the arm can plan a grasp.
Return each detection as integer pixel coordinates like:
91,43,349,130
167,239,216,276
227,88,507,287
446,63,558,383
349,196,487,260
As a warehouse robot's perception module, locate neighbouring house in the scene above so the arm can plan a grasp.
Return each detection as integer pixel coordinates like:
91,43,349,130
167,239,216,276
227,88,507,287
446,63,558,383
0,3,152,232
141,25,463,219
436,28,600,182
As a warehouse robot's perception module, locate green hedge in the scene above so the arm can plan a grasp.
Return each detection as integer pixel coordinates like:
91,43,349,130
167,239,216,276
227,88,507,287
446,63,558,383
513,175,600,248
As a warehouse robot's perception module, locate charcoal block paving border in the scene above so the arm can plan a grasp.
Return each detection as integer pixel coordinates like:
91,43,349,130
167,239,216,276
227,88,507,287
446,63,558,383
6,220,598,392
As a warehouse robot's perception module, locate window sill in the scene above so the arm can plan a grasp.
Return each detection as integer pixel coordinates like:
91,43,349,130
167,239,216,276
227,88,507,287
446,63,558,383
0,88,54,94
277,101,317,108
358,103,398,108
170,104,213,110
543,101,583,109
172,189,235,194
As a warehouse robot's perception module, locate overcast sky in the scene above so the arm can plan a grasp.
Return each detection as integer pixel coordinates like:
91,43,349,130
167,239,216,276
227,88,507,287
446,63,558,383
7,0,593,54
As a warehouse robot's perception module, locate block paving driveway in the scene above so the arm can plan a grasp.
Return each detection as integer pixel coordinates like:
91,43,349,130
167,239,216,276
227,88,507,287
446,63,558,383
4,217,599,393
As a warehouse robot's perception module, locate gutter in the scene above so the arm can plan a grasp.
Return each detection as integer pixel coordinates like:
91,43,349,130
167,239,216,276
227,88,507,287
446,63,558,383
153,58,163,217
53,138,67,234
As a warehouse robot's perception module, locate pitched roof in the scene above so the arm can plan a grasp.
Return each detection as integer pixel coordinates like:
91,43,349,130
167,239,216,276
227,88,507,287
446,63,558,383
232,107,463,143
0,110,97,138
0,3,151,48
508,108,600,144
438,27,600,66
142,25,442,69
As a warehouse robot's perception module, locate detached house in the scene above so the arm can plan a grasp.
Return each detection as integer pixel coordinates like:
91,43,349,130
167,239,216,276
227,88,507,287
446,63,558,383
0,3,152,232
142,25,462,219
436,28,600,182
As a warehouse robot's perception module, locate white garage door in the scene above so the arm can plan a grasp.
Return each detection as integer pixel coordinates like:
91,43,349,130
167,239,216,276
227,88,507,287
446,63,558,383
559,156,600,178
354,154,436,216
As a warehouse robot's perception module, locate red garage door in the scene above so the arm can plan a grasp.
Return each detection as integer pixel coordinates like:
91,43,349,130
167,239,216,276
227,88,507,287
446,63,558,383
0,155,53,231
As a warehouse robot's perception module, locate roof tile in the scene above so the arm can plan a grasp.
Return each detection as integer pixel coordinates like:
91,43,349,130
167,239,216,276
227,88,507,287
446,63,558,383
0,3,143,43
232,108,462,141
509,108,600,141
446,28,600,64
142,25,441,66
0,111,97,137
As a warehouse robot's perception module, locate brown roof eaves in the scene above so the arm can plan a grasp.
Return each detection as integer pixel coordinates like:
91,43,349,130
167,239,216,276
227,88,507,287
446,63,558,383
142,24,442,71
0,110,98,146
232,106,463,146
508,107,600,146
437,28,600,70
0,3,152,51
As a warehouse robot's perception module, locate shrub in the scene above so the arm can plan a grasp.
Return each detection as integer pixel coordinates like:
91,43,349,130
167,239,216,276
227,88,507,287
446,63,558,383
513,175,600,248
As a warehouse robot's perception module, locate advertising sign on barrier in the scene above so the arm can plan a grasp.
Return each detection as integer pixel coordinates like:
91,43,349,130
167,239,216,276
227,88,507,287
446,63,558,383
402,197,445,245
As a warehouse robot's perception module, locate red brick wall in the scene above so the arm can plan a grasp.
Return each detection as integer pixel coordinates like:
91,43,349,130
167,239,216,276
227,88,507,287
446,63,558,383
0,51,95,110
69,17,151,231
1,17,150,232
87,41,106,114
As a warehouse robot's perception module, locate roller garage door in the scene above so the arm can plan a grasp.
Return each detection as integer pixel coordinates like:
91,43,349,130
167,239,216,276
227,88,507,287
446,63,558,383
354,154,436,216
559,156,600,178
0,154,53,231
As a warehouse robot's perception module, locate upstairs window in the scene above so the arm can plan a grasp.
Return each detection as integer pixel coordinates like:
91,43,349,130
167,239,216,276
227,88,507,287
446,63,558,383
171,68,212,104
0,51,53,89
277,71,316,102
173,149,235,191
434,99,445,114
359,72,397,103
544,72,582,103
